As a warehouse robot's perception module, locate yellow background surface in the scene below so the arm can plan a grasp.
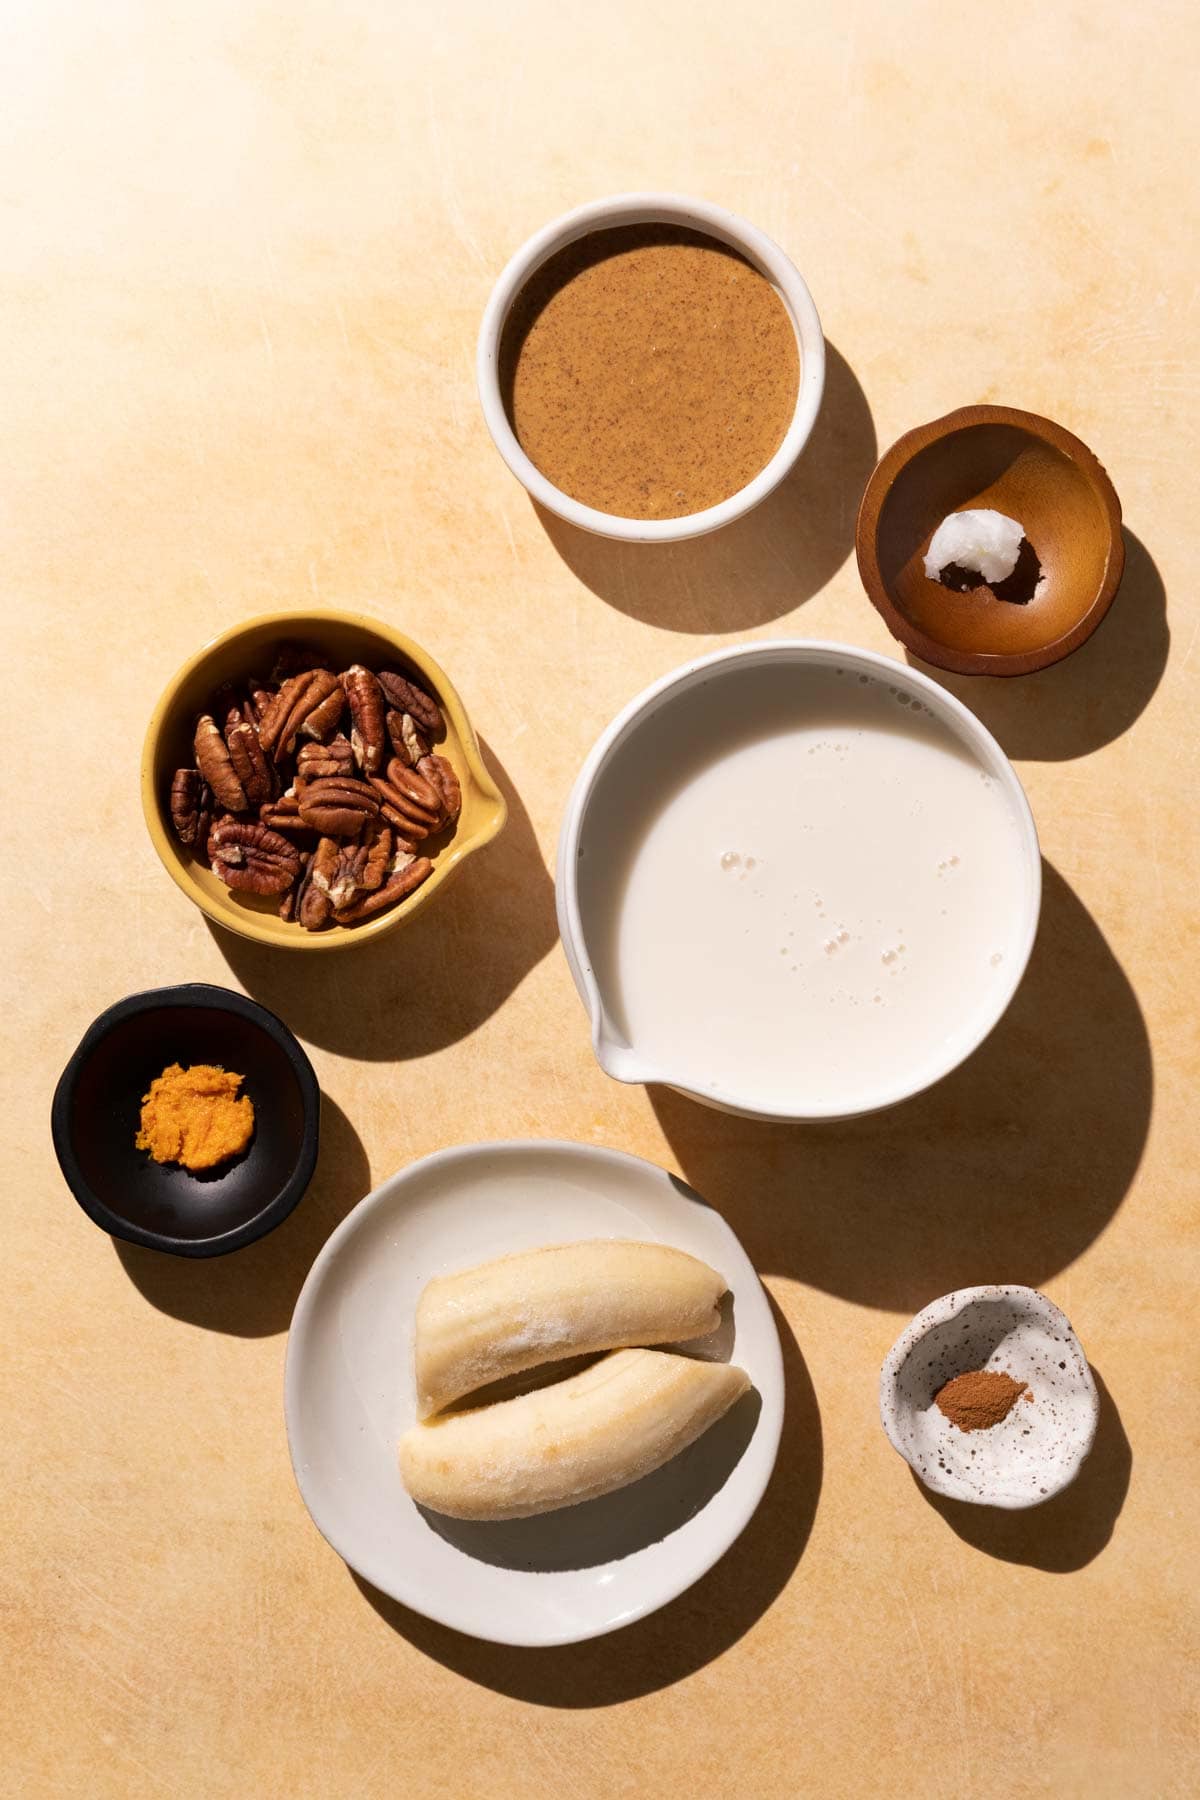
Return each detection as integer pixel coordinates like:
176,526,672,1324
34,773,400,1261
5,2,1198,1794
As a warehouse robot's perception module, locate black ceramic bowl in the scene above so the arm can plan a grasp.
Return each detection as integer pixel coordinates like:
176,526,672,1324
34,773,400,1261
52,984,320,1258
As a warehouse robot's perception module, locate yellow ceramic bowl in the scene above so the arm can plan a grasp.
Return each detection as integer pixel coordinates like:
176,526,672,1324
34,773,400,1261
142,610,506,951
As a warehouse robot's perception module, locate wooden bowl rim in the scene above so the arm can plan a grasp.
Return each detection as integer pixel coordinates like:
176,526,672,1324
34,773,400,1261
855,404,1124,677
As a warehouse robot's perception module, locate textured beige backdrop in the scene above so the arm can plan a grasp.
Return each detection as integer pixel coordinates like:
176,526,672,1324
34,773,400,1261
5,1,1198,1795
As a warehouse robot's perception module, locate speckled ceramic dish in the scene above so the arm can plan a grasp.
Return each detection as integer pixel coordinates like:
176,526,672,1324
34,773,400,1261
879,1285,1099,1509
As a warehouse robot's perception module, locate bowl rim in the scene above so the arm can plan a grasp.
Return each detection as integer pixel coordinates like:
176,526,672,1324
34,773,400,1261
50,982,321,1258
141,607,507,951
555,637,1043,1123
476,190,826,544
855,403,1125,677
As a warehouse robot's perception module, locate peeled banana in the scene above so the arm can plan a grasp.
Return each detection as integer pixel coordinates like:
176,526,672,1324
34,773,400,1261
413,1239,728,1418
400,1347,750,1520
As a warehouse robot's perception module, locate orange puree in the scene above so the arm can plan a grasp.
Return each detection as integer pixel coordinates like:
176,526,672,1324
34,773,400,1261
135,1063,254,1172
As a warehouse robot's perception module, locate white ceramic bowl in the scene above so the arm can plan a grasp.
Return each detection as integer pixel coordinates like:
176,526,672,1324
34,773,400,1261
477,192,825,543
879,1285,1099,1508
556,640,1042,1122
284,1140,784,1647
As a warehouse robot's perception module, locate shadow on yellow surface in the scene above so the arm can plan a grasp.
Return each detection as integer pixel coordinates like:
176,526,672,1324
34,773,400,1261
210,742,557,1060
113,1092,369,1337
915,1369,1130,1571
908,529,1168,759
650,860,1151,1314
533,343,876,632
350,1297,821,1703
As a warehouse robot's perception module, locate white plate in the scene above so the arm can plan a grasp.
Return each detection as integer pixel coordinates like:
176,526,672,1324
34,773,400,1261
285,1140,783,1646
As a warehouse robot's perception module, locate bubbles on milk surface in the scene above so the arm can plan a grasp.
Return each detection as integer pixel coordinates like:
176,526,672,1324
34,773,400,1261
719,849,759,883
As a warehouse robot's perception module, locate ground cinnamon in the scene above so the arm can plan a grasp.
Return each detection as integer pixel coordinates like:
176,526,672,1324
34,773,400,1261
500,223,799,520
934,1368,1029,1432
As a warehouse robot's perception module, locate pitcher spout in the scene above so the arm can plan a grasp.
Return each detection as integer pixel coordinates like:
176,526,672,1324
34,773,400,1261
593,1034,656,1087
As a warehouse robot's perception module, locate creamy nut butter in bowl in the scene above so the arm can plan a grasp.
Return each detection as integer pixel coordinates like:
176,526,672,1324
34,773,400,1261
557,642,1041,1122
477,193,825,543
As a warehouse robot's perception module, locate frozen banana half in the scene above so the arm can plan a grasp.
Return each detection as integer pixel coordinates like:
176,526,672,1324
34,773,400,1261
413,1239,728,1418
400,1347,750,1520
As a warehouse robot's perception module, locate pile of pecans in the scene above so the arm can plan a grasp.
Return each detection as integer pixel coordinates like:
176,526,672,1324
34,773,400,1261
168,644,461,930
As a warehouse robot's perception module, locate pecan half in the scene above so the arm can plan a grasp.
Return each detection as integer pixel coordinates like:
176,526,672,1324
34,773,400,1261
296,774,381,837
312,821,394,911
245,675,274,729
382,823,420,856
377,670,442,737
297,859,333,930
296,735,355,784
212,677,273,739
341,666,387,775
334,857,433,924
207,819,301,895
169,769,213,848
259,792,313,838
258,669,345,762
308,836,341,898
386,709,429,767
194,714,250,813
282,851,333,929
370,758,443,838
356,819,393,892
317,847,360,911
417,753,461,823
225,719,275,807
278,857,302,922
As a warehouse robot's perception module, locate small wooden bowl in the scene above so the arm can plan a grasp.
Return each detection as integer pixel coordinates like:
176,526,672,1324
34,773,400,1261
856,406,1124,676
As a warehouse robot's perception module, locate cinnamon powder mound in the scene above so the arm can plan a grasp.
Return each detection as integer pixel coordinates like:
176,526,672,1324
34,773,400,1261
500,224,800,521
934,1368,1029,1432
